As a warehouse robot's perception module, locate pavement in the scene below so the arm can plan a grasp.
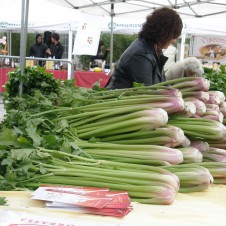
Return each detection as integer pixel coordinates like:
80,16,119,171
0,103,6,122
0,93,6,122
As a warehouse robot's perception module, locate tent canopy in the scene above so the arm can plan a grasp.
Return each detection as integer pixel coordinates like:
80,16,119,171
2,0,226,78
46,0,226,19
45,0,226,64
42,0,226,37
0,0,80,32
1,0,226,35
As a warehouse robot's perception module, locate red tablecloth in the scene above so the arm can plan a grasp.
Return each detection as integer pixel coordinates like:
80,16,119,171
0,68,14,92
75,70,110,88
0,68,110,92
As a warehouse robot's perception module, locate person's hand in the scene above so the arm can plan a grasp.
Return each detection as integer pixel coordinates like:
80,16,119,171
46,48,51,55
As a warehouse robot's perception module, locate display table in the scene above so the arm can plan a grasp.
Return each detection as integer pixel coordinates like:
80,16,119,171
0,185,226,226
47,70,110,88
0,68,110,92
0,68,14,92
75,70,110,88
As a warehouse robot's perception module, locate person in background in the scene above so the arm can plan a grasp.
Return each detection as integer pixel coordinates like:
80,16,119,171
105,7,183,89
28,34,48,66
46,33,64,59
43,31,52,48
165,57,204,81
91,40,110,61
163,39,178,72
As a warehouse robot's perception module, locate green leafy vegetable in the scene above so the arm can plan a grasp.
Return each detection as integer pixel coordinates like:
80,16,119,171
0,197,7,206
203,65,226,96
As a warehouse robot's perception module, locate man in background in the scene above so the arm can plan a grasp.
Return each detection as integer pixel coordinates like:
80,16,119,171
46,33,64,59
28,34,48,66
91,40,110,62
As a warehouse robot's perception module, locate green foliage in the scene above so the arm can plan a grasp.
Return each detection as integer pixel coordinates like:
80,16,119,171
0,197,7,205
3,66,60,110
203,65,226,96
11,33,36,56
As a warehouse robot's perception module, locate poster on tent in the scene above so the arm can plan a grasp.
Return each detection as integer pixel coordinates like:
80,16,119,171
191,35,226,63
73,13,103,56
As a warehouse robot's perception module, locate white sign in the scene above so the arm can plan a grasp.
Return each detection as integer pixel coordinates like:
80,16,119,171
101,17,144,34
192,35,226,63
73,13,103,55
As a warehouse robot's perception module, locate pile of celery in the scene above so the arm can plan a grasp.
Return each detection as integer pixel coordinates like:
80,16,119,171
1,76,226,204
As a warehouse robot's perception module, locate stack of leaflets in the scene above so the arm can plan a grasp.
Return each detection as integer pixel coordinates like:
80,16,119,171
31,185,133,217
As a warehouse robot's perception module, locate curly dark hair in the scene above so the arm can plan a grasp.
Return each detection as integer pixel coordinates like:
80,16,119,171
139,7,183,47
51,33,60,41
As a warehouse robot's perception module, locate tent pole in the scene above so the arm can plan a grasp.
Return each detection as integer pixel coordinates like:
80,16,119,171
6,32,10,55
68,29,73,80
110,0,114,72
180,31,186,61
9,31,12,56
19,0,29,95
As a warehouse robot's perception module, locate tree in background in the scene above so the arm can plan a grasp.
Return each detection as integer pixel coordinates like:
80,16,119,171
78,33,137,70
8,32,138,70
11,33,36,56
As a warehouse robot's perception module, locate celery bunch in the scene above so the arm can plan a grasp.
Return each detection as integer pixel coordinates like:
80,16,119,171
168,116,226,141
5,147,180,205
163,164,213,192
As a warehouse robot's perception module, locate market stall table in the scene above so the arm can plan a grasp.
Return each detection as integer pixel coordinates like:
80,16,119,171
0,185,226,226
0,68,110,92
48,70,110,88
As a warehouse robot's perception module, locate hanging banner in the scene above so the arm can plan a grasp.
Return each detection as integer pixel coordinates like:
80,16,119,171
101,17,144,34
73,13,103,55
192,35,226,63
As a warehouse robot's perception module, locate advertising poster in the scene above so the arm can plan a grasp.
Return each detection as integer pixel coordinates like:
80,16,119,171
73,13,103,56
192,36,226,63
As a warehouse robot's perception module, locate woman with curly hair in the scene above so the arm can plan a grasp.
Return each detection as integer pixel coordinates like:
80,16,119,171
106,7,183,89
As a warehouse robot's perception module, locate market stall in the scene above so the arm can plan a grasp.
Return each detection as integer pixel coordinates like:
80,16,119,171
0,68,110,92
0,67,226,226
0,2,226,226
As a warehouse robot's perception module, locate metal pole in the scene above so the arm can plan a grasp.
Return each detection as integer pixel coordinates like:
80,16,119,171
9,31,12,56
179,32,186,61
68,29,73,80
19,0,29,95
6,32,10,55
110,0,114,72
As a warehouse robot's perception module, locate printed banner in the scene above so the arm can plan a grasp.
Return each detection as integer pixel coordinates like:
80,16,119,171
192,35,226,63
73,13,103,55
101,17,144,34
0,210,137,226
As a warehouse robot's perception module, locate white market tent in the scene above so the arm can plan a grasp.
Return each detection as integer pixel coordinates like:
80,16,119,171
2,0,226,85
45,0,226,66
0,0,82,85
0,0,80,32
46,0,226,19
2,1,226,51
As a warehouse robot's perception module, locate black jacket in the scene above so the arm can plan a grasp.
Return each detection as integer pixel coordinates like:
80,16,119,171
29,43,48,58
91,50,109,61
106,38,167,89
49,42,64,59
